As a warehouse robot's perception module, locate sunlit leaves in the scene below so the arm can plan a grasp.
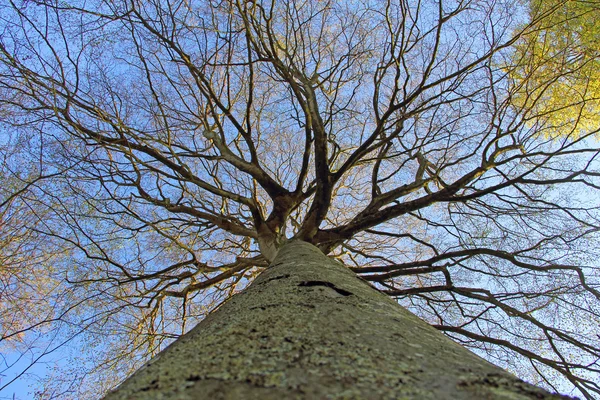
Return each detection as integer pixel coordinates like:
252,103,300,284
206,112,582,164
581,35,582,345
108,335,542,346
508,0,600,137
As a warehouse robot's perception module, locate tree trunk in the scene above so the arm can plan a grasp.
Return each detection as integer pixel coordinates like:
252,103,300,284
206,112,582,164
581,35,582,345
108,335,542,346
104,240,571,400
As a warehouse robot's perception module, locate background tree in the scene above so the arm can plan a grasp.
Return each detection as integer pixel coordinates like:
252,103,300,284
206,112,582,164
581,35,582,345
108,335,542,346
0,0,598,398
508,0,600,135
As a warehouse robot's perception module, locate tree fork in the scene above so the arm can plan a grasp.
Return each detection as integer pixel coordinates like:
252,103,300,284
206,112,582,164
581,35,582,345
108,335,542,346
104,241,571,400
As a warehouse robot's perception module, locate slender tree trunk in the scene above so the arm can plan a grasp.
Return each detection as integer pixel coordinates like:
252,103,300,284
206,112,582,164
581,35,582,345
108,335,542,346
104,241,571,399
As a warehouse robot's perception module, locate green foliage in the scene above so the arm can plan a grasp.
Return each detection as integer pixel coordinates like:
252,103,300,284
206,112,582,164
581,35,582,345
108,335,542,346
509,0,600,136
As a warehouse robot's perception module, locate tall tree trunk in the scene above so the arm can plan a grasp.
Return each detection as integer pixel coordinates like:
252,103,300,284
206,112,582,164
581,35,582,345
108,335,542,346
104,241,570,399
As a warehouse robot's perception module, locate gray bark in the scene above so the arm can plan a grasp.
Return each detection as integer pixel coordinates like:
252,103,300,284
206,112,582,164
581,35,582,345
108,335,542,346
104,240,572,400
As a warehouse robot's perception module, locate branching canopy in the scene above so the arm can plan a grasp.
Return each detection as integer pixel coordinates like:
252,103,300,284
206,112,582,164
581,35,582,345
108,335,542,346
0,0,598,398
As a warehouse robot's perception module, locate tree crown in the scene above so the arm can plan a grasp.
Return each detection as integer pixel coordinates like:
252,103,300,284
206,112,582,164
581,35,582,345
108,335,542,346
0,0,598,398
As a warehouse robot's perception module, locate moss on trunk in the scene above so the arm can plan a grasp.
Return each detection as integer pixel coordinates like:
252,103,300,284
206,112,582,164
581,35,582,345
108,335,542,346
104,241,572,399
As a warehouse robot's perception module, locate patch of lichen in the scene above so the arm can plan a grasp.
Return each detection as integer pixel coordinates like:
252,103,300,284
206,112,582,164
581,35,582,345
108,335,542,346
104,241,572,400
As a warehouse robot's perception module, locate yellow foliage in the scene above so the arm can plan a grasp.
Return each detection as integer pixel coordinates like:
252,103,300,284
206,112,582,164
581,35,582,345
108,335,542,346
509,0,600,137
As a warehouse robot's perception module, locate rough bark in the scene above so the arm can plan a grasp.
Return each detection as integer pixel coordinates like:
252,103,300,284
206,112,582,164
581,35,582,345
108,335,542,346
104,241,572,400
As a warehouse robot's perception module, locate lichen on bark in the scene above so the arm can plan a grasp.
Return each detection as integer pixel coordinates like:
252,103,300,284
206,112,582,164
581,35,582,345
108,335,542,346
104,241,573,400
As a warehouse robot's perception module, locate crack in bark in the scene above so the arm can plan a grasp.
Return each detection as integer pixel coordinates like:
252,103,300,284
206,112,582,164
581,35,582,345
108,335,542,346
298,281,353,297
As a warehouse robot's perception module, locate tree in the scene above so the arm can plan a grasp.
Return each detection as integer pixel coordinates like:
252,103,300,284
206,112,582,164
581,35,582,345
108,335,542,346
508,0,600,135
0,0,598,398
104,240,571,399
